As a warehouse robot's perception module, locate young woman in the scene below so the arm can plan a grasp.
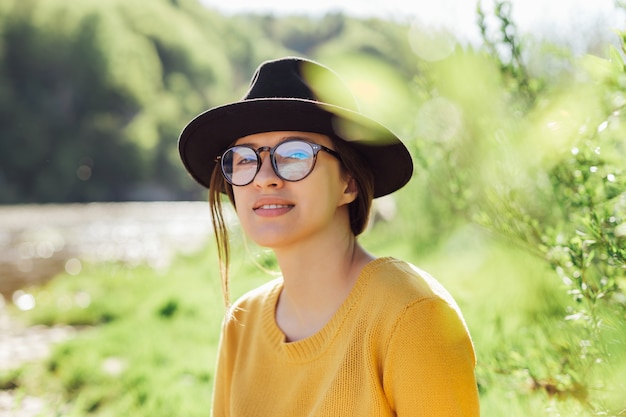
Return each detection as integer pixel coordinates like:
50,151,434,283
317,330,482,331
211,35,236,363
178,56,479,416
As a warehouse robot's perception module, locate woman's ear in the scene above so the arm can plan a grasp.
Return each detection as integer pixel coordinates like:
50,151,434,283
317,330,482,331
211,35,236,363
339,177,358,206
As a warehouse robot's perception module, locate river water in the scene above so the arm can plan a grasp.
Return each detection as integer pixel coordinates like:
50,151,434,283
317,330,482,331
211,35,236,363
0,202,214,301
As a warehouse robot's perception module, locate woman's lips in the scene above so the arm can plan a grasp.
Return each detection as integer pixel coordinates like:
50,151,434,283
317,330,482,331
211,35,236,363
253,200,294,217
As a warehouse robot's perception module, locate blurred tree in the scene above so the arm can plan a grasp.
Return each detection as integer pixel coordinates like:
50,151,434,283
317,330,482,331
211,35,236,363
0,0,235,203
258,13,345,55
411,1,626,413
0,5,144,202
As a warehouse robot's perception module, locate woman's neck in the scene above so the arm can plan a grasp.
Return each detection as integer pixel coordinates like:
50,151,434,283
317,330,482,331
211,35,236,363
273,231,374,342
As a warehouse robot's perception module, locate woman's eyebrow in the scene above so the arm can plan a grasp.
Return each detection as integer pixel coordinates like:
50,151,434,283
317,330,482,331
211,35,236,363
235,136,316,147
281,135,317,143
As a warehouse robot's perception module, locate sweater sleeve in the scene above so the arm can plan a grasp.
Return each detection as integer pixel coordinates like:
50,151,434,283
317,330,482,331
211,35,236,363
382,297,480,416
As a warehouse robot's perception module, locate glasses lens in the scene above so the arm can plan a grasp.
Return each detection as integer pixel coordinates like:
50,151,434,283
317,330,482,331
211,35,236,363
222,146,258,185
274,141,315,181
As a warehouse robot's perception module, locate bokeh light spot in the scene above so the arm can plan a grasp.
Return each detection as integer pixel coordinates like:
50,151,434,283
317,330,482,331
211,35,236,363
77,165,92,181
408,21,456,62
415,97,463,143
13,290,36,311
65,258,82,275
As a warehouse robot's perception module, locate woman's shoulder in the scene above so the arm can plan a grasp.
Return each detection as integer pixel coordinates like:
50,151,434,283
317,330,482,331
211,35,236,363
362,257,461,309
225,278,282,321
362,257,472,346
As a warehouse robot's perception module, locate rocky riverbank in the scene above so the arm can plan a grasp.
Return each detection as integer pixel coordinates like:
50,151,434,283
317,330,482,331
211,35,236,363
0,201,215,415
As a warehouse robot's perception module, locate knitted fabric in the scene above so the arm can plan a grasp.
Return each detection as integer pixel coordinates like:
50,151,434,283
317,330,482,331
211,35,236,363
211,257,480,416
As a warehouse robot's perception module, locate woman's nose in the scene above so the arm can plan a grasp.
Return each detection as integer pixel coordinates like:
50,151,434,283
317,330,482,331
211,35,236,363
253,154,283,188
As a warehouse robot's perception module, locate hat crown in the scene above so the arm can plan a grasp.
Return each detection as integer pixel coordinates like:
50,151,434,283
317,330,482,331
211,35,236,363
244,57,359,111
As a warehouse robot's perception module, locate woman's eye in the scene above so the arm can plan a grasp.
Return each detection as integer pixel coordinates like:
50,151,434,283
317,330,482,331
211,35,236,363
233,152,257,166
236,157,256,165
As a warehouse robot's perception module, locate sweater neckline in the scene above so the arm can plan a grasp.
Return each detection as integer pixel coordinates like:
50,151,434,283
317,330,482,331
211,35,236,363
261,256,392,362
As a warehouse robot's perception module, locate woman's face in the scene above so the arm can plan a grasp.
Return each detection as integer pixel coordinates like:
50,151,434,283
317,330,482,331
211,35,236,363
230,131,357,250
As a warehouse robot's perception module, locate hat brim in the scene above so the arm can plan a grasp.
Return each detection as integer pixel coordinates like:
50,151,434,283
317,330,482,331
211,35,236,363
178,98,413,198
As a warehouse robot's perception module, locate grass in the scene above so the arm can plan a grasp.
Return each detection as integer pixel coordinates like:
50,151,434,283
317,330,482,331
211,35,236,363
2,220,625,416
1,241,268,416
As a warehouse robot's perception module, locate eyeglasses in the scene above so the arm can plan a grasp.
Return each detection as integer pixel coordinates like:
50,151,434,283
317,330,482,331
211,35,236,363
217,139,342,186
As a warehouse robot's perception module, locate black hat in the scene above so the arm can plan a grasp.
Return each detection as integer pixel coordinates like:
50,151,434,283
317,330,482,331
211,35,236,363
178,56,413,198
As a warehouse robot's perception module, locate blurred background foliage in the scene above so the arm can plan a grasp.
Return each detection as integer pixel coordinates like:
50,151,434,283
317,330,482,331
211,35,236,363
0,0,427,203
1,0,625,415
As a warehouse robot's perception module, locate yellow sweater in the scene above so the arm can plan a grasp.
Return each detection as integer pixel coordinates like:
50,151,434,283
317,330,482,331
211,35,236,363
212,257,479,416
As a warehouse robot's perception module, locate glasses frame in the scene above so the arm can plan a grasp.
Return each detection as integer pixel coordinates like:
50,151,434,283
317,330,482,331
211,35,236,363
216,138,342,186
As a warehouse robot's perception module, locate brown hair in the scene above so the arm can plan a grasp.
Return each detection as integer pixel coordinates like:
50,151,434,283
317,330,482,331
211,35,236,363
208,137,375,308
330,136,375,236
